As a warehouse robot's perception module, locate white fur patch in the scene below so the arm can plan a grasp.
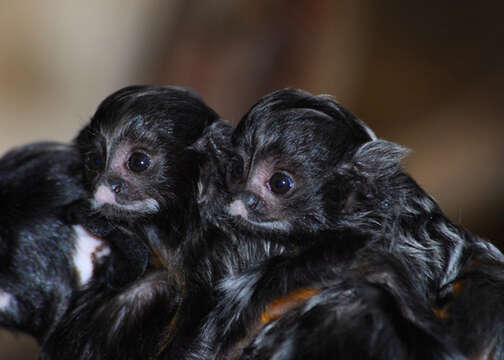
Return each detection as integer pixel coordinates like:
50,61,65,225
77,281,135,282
216,270,263,334
116,198,159,213
94,185,117,205
72,225,111,286
227,199,248,218
219,272,259,302
227,200,291,232
0,291,13,311
91,187,159,214
246,219,291,231
475,240,504,263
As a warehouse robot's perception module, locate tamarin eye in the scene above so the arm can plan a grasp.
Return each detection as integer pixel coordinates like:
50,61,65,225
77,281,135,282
85,151,104,171
268,172,294,195
230,158,245,181
128,152,151,173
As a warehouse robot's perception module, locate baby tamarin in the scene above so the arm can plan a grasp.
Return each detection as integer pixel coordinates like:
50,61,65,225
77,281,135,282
189,88,378,359
192,88,489,359
38,85,222,360
73,85,220,276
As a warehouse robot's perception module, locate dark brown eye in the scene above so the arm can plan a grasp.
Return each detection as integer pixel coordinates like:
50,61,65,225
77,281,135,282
268,172,294,195
229,158,245,181
85,151,103,171
128,152,151,173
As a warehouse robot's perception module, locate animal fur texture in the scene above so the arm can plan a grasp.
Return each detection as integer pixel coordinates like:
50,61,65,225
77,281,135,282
0,86,292,360
1,87,502,360
190,88,503,359
40,85,288,359
39,85,221,360
0,142,112,344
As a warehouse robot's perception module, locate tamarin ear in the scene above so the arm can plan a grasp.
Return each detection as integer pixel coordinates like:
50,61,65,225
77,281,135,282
352,140,410,178
190,119,233,155
337,139,410,191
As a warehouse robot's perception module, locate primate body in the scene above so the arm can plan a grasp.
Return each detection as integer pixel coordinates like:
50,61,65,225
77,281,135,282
2,86,503,360
33,85,222,359
158,108,296,359
0,87,216,359
0,86,292,360
41,85,289,359
191,89,502,359
0,142,112,344
73,85,221,278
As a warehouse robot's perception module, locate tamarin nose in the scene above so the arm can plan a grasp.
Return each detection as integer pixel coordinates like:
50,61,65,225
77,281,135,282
111,183,122,193
108,177,125,194
242,192,261,210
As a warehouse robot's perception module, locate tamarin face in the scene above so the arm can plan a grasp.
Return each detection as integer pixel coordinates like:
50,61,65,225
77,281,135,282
75,85,220,220
79,126,167,218
225,89,375,236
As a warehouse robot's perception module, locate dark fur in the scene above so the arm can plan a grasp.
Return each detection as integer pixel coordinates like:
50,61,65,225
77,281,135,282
0,142,112,343
41,85,289,360
0,141,180,359
3,87,501,359
158,112,296,359
37,85,221,360
188,89,495,359
436,242,504,359
72,85,219,279
240,252,466,360
241,279,452,360
0,86,293,359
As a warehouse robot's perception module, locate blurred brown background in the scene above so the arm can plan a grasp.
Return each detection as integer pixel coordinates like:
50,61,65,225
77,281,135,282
0,1,502,359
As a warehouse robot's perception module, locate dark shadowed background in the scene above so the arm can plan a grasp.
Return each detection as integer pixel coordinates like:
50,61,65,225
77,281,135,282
0,1,502,359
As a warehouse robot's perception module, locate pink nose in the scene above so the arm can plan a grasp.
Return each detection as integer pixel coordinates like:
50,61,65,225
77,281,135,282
94,184,117,205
